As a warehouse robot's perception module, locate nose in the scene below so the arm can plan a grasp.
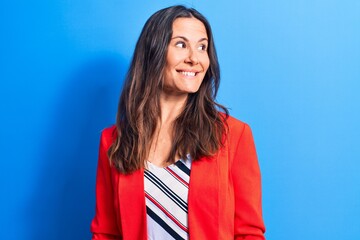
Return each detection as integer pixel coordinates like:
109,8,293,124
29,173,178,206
185,48,199,65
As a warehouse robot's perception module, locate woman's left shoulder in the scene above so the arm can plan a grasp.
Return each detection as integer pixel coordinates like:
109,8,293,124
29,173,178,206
223,114,252,136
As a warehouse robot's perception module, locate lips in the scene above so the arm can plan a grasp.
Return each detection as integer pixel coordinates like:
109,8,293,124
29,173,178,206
176,70,199,77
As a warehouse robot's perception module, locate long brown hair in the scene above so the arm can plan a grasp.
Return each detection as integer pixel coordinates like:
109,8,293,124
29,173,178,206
108,5,228,174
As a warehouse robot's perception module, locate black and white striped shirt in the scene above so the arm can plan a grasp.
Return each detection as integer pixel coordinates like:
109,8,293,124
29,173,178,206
144,157,191,240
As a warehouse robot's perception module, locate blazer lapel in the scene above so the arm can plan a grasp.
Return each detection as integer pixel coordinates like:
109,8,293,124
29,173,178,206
118,169,147,240
188,155,220,238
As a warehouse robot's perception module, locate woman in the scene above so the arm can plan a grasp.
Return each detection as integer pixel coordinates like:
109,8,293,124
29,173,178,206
91,5,266,240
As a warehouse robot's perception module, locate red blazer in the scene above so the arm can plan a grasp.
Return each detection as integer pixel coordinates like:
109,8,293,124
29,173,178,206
91,116,266,239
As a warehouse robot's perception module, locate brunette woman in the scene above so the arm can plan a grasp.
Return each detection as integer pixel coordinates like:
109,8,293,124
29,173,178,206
91,5,266,240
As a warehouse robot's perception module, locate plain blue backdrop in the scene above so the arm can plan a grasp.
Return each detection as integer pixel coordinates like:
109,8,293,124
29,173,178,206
1,0,359,239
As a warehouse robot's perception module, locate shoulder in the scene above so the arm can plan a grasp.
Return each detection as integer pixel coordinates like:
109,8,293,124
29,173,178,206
100,125,117,150
224,114,251,136
221,114,255,150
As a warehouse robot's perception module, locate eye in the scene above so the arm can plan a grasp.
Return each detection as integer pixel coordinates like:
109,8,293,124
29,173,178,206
175,41,186,48
198,44,207,51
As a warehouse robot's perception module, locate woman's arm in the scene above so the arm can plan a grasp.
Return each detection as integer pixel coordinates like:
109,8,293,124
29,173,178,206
231,123,266,240
90,128,122,240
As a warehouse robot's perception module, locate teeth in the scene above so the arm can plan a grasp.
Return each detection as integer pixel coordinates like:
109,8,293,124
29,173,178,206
180,71,196,76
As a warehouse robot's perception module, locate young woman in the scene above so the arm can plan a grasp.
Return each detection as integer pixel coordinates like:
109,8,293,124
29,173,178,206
91,5,265,240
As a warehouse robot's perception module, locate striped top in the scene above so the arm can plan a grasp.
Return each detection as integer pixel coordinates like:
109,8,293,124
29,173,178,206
144,157,192,240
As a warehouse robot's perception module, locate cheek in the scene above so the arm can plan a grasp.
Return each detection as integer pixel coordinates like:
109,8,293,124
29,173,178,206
166,49,185,68
202,56,210,72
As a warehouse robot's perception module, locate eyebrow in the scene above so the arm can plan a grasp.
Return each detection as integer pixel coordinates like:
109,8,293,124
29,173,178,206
171,36,208,42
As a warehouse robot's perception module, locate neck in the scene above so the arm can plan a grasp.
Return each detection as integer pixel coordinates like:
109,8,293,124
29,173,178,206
159,92,188,125
147,93,187,166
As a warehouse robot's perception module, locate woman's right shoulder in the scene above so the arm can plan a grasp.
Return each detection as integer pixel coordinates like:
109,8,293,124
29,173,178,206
100,125,117,149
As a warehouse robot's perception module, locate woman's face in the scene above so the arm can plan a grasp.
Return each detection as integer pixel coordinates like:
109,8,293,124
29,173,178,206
162,17,210,97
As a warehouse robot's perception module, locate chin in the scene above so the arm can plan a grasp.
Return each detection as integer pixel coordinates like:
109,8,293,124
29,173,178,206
181,83,202,93
185,88,201,94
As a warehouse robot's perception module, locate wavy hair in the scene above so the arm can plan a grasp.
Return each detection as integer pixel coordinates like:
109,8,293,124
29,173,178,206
108,5,228,174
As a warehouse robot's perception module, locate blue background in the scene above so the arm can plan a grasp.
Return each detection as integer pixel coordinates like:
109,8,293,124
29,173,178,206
1,0,359,239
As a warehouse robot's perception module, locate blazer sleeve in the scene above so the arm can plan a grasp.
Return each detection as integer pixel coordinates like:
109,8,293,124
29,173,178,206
90,129,122,240
231,123,266,240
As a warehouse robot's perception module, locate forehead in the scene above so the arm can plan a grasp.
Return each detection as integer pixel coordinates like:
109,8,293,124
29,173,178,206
171,17,208,39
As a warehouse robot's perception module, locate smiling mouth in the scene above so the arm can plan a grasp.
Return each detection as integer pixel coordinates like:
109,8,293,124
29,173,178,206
177,70,198,77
